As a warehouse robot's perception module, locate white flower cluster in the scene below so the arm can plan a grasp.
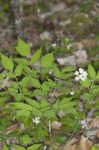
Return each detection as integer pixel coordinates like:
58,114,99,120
32,117,40,125
74,68,88,81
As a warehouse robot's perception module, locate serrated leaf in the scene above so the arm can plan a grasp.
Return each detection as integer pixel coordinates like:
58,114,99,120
13,145,25,150
3,144,9,150
62,66,75,73
20,135,32,145
27,144,41,150
40,98,50,108
25,98,40,109
15,58,30,65
31,48,42,63
88,64,96,80
41,53,54,67
31,78,41,88
53,98,77,114
1,54,14,71
16,38,30,56
81,78,91,88
91,145,99,150
10,103,32,111
15,64,23,76
96,71,99,81
21,76,41,88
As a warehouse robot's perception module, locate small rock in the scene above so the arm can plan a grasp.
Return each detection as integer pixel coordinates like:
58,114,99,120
39,12,53,21
31,61,41,68
91,10,97,16
72,42,84,50
59,19,72,26
74,50,88,65
51,2,67,13
11,148,16,150
35,96,42,101
56,55,76,66
40,31,52,40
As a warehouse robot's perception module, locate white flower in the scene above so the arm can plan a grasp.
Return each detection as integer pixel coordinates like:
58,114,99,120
75,76,80,81
74,71,79,75
82,71,88,77
79,68,84,73
80,76,86,81
52,43,57,47
67,44,72,49
32,117,40,125
43,145,47,150
70,91,75,95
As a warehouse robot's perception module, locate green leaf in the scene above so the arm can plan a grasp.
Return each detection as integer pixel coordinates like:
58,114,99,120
53,65,62,78
15,58,30,65
80,78,91,88
20,135,32,145
61,66,75,73
55,135,67,143
82,93,92,101
88,64,96,80
15,64,23,76
21,76,41,88
16,38,30,56
91,145,99,150
27,144,41,150
41,53,54,67
3,144,9,150
31,48,42,63
1,54,14,71
25,98,40,109
10,103,32,111
40,98,50,109
96,71,99,81
13,145,25,150
53,98,77,114
31,78,41,88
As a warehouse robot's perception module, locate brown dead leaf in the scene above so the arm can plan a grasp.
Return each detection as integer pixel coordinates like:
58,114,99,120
90,118,99,128
96,130,99,139
2,78,11,88
64,138,77,150
77,136,92,150
81,39,96,49
64,136,93,150
51,121,62,130
6,124,19,135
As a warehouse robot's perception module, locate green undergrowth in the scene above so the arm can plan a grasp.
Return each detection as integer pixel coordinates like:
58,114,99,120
0,38,99,150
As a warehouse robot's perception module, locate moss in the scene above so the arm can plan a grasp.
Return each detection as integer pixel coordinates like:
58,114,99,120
63,13,91,38
66,13,89,33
